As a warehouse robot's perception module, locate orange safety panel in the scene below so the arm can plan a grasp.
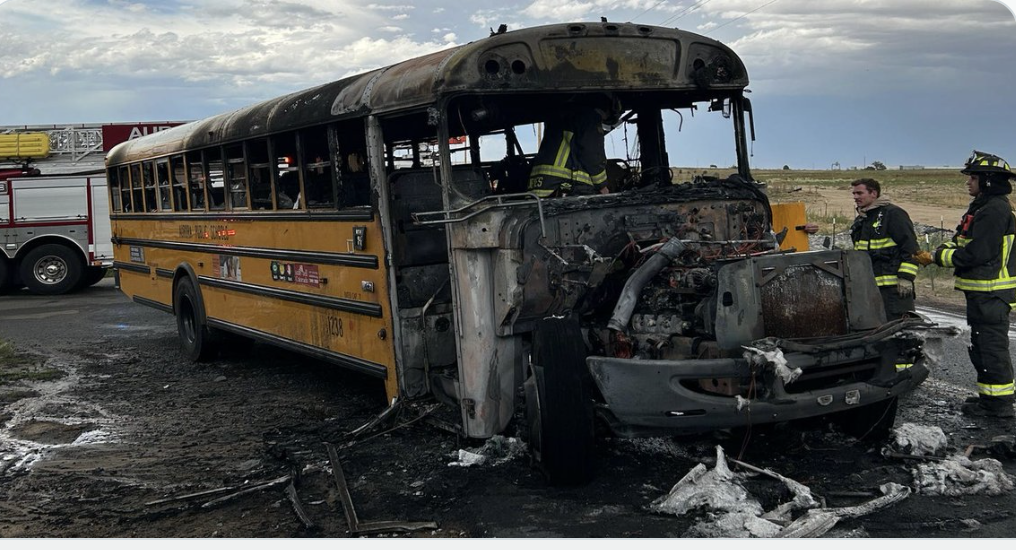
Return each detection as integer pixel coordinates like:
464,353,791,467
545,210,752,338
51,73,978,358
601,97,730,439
771,202,810,252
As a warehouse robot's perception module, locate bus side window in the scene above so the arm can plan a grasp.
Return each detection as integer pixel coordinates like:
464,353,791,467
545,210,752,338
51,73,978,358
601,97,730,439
108,167,122,213
340,151,371,206
300,126,335,209
187,158,207,211
247,139,273,210
273,132,301,210
225,144,248,210
335,122,370,207
142,161,156,212
156,160,172,210
118,165,131,212
170,155,187,212
205,148,226,211
129,163,143,213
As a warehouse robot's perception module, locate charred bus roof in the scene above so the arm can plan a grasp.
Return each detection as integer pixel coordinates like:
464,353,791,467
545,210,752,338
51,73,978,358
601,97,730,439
106,21,749,166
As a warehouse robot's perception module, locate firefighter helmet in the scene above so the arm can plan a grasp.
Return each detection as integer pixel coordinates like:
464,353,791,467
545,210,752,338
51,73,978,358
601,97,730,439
962,150,1015,179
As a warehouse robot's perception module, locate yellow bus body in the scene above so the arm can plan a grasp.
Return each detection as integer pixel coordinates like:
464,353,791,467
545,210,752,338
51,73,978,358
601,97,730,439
113,214,399,399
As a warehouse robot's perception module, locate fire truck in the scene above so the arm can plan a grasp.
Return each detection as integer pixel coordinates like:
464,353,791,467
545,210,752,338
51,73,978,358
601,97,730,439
0,164,112,295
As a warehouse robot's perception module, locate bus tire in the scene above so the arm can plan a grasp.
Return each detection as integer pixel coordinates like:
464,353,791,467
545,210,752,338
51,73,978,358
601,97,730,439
19,244,84,295
77,267,108,289
524,317,596,485
174,277,220,362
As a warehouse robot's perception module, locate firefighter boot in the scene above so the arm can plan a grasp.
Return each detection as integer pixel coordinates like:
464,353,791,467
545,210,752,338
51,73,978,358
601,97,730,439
961,398,1016,418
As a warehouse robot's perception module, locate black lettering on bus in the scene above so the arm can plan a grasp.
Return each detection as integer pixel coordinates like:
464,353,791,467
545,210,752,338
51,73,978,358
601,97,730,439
327,315,343,338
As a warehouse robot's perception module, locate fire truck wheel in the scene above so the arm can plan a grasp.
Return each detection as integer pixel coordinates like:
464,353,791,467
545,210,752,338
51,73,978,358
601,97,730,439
19,244,84,295
524,317,596,485
174,277,220,362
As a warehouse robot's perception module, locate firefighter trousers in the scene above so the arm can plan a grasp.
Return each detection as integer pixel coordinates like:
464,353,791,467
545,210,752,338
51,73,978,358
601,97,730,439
878,285,915,321
966,292,1015,406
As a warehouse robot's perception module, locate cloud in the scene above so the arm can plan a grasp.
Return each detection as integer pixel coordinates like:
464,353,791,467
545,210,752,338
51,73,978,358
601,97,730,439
366,3,415,11
522,0,680,20
691,0,1016,96
0,1,442,88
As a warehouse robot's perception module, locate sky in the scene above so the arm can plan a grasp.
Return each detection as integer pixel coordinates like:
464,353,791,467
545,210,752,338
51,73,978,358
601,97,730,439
0,0,1014,170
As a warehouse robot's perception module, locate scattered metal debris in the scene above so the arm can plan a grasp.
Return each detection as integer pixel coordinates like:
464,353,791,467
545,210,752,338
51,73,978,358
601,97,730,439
144,474,294,510
884,452,947,462
887,423,948,457
742,343,801,385
346,399,404,440
341,401,443,449
964,435,1016,458
285,482,315,530
653,446,912,538
913,454,1015,496
776,483,911,538
448,435,527,468
324,442,438,536
200,475,292,509
144,485,240,507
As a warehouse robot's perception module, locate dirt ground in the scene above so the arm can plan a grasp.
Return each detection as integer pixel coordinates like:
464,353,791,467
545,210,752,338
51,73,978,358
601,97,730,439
804,186,964,230
3,284,1016,538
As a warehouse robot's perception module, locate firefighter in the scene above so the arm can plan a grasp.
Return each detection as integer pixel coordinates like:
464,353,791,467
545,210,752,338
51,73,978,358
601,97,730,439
849,178,920,320
527,95,620,198
916,151,1016,417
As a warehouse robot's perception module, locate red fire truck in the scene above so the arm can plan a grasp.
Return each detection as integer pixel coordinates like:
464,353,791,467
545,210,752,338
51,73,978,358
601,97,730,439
0,164,112,295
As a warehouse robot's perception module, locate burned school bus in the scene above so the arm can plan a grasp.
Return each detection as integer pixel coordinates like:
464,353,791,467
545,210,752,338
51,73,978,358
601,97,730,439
106,22,930,484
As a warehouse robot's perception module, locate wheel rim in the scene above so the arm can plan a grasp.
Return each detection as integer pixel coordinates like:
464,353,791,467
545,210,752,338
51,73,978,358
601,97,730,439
32,255,68,285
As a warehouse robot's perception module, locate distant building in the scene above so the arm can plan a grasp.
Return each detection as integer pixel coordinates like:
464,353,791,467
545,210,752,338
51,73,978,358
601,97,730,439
899,165,925,170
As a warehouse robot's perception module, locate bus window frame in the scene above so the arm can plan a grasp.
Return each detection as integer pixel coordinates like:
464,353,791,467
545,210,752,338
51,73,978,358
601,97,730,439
246,138,274,211
274,131,303,211
185,151,209,212
299,125,337,210
118,165,131,212
156,158,173,211
108,164,123,213
206,146,226,211
144,160,159,212
327,125,341,208
292,132,306,210
225,142,250,211
170,154,187,212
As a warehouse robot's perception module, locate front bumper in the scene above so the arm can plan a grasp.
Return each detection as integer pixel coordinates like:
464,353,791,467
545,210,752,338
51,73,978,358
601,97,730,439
587,325,930,436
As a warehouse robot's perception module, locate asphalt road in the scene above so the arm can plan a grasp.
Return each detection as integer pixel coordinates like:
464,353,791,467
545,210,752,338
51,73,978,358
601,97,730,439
3,281,1016,538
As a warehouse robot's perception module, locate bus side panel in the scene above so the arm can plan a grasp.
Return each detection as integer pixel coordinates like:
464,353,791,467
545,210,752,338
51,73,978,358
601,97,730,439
111,215,399,399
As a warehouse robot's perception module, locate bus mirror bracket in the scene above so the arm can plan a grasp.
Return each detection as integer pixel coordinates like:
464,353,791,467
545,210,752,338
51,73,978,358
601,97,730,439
411,192,547,239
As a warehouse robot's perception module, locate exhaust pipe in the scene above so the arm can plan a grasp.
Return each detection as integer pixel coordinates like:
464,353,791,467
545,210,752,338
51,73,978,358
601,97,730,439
607,237,686,333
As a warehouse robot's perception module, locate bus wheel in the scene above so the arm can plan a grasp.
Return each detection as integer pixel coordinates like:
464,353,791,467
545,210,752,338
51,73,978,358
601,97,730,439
174,278,220,362
19,244,84,295
524,317,595,485
834,396,899,442
77,267,108,289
